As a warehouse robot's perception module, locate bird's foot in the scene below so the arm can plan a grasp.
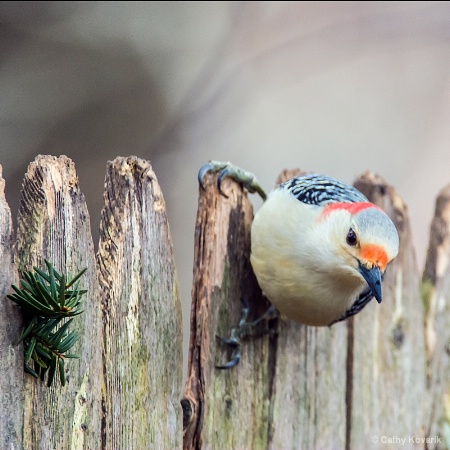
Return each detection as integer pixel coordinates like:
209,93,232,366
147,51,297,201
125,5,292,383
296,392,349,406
198,160,267,201
215,300,278,369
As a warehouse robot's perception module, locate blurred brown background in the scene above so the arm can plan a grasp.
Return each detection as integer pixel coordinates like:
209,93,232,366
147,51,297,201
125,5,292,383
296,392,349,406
2,1,450,368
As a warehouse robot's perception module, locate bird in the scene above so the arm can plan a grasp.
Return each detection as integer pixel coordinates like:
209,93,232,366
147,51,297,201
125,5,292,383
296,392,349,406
250,173,399,326
198,161,400,365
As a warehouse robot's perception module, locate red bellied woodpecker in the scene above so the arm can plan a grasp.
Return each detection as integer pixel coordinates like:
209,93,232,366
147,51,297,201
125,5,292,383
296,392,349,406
251,173,399,326
199,161,400,366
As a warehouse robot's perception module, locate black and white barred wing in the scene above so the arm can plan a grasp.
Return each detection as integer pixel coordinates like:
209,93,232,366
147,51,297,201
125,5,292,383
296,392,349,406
281,174,368,206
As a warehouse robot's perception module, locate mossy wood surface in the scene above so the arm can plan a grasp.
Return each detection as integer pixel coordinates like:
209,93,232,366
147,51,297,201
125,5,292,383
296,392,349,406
351,173,426,449
0,155,183,450
1,154,448,449
182,172,272,450
97,157,183,449
0,164,23,449
13,155,103,449
183,169,446,450
422,184,450,446
183,171,348,450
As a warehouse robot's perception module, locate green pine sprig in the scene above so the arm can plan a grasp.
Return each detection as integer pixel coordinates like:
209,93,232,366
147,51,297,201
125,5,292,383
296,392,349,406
7,260,87,387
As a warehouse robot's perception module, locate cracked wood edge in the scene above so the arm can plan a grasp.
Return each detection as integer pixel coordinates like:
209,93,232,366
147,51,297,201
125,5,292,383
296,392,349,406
15,155,102,450
351,173,426,449
0,164,23,449
183,169,349,450
182,171,273,450
422,183,450,446
97,156,183,449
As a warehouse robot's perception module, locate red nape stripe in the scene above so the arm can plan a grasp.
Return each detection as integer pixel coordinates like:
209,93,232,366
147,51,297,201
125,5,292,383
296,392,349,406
322,202,381,216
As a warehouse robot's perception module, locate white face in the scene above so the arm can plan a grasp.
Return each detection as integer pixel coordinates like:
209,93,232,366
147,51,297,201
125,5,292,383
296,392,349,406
338,207,399,273
327,207,399,275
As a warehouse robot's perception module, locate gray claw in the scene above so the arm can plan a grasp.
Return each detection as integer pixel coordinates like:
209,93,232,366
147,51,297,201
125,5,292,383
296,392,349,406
198,161,229,190
215,353,241,370
215,335,241,370
217,168,230,197
215,301,278,370
216,335,239,347
197,160,268,201
198,162,215,189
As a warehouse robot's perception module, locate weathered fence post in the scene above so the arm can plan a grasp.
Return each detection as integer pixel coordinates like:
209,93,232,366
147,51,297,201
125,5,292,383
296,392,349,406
422,184,450,447
182,169,349,449
182,169,272,449
0,155,183,449
15,155,103,449
183,167,438,450
97,156,183,449
351,173,426,448
0,164,23,450
1,154,447,449
269,169,349,449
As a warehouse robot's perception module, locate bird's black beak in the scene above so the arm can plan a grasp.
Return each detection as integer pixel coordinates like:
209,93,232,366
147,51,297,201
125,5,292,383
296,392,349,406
358,263,382,303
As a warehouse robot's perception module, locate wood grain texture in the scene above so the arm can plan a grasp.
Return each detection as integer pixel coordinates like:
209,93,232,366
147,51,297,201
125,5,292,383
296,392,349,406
2,153,444,448
15,155,103,449
97,156,183,449
422,184,450,448
183,170,349,450
351,172,426,449
0,164,23,450
183,171,272,450
271,169,348,450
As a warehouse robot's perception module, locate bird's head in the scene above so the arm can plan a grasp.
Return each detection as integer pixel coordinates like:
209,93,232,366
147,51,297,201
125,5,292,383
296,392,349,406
323,202,399,303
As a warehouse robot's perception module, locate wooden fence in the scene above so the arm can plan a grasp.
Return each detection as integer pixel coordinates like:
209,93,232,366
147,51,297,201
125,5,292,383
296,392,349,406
0,155,448,449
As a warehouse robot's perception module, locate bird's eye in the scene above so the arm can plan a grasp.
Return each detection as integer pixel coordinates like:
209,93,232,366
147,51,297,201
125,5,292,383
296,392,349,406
346,228,358,246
